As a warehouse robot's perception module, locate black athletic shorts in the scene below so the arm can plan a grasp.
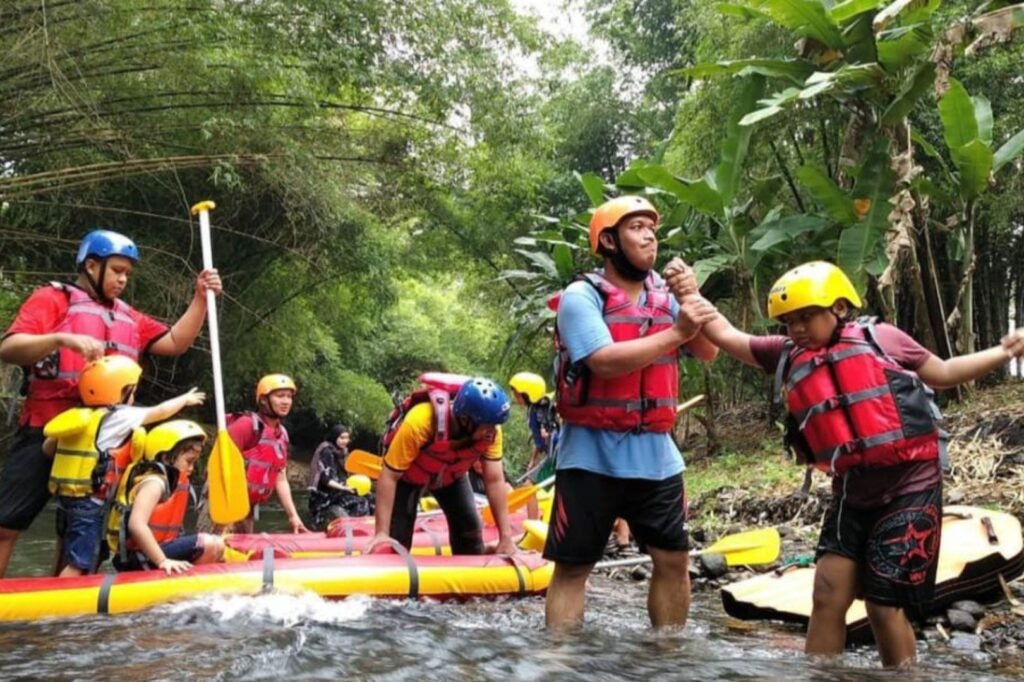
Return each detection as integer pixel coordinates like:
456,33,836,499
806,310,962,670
817,482,942,619
0,427,51,531
543,468,689,564
390,475,484,555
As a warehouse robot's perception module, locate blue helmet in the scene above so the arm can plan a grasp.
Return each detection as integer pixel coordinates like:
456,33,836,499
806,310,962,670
453,378,511,426
76,230,139,268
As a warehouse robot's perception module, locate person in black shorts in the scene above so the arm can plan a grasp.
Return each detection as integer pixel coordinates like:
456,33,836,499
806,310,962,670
683,259,1024,667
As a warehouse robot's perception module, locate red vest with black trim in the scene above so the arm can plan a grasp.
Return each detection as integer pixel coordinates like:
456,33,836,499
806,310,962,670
554,271,679,432
775,318,942,475
235,412,289,506
26,283,143,416
388,373,493,491
129,467,189,548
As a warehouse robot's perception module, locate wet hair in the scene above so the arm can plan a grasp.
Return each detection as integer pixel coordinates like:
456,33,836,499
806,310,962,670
328,423,350,442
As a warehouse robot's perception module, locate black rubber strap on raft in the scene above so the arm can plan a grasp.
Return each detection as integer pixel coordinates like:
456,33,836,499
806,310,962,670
262,546,274,592
497,554,526,596
380,539,418,598
97,572,117,615
422,526,443,556
343,525,354,556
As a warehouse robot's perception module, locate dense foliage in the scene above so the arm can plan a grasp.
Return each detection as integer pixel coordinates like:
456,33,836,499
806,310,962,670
2,1,1021,465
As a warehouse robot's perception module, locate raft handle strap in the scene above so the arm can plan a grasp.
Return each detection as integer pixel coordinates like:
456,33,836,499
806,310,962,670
97,572,117,615
262,546,274,592
374,538,419,599
982,517,999,546
496,554,527,595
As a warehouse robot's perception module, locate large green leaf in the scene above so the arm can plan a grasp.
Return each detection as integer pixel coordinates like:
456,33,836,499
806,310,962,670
575,171,607,207
837,139,895,290
552,243,574,281
750,214,832,251
829,0,886,23
994,128,1024,173
874,0,940,30
514,249,559,279
797,63,887,102
876,23,933,68
682,58,814,84
971,95,994,145
880,62,935,125
715,76,766,207
938,78,980,152
635,166,725,219
796,165,857,224
739,87,802,126
692,254,736,286
752,0,845,49
951,139,994,199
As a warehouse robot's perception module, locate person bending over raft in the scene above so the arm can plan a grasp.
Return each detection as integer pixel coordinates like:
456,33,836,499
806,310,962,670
109,420,224,574
673,260,1024,668
0,229,221,578
366,378,518,556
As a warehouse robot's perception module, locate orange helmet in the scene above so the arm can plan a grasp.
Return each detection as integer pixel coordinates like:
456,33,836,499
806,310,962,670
588,196,660,254
256,374,297,402
78,356,142,406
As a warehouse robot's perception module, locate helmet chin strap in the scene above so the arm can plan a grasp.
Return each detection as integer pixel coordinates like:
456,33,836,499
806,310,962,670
84,259,112,304
606,230,651,282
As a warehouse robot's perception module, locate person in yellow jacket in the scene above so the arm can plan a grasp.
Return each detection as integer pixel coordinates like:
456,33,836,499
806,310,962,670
108,420,224,574
42,356,205,576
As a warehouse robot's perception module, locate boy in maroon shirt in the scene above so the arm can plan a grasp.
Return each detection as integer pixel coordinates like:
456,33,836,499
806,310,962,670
665,259,1024,668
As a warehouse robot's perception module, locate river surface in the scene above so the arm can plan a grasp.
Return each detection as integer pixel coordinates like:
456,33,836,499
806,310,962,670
1,496,1022,680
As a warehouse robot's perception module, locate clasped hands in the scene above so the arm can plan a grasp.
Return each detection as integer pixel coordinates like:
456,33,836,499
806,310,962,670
663,257,718,339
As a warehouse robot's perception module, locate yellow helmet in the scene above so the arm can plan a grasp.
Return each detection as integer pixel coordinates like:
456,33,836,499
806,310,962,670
509,371,546,403
346,474,372,497
256,374,297,402
78,356,142,406
588,196,660,254
766,261,863,320
144,420,207,461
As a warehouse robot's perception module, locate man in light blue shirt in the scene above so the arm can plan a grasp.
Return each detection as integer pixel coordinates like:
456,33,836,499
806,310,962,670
543,196,718,631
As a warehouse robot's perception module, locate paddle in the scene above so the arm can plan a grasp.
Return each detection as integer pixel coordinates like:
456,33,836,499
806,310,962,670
481,475,555,525
595,526,781,570
192,200,249,526
345,449,383,479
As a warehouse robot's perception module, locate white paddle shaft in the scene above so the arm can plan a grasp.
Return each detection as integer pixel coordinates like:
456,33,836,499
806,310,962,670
197,208,227,432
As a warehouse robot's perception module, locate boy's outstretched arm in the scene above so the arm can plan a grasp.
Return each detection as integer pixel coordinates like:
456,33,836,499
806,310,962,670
916,328,1024,389
141,387,206,425
700,313,760,369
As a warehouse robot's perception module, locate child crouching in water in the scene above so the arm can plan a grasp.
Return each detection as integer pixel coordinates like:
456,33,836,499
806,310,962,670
108,420,224,574
665,259,1024,668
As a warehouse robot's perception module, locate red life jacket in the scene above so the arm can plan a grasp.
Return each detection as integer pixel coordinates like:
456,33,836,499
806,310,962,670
554,272,679,432
128,466,189,548
232,412,289,506
775,318,943,475
25,283,143,419
382,373,493,491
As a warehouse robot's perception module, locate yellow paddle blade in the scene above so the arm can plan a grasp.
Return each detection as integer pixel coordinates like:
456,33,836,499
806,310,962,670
481,481,542,526
345,449,383,480
517,520,548,552
700,527,781,567
222,545,252,563
207,429,249,525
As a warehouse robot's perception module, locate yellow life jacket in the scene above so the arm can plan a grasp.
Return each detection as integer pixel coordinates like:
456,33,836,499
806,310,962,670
45,406,144,498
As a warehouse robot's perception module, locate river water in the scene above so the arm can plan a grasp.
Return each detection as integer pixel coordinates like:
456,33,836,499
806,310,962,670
1,497,1022,680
